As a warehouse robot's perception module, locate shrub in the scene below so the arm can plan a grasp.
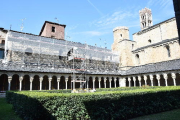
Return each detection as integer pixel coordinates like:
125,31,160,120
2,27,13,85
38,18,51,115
6,86,180,120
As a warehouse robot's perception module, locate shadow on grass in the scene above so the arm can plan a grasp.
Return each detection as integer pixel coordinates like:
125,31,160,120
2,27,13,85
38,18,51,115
6,93,56,120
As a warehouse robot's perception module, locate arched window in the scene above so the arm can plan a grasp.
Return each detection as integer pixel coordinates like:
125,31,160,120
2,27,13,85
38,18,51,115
136,54,140,65
148,39,151,43
166,45,171,57
25,48,32,56
132,44,134,49
120,34,122,37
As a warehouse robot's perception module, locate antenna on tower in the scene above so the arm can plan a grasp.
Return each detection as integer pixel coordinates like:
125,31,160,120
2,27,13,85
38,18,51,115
10,25,12,30
55,17,59,23
20,18,26,32
99,38,101,47
104,40,107,49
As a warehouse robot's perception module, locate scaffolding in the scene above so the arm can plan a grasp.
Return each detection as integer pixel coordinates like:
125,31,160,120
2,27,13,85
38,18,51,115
5,31,120,89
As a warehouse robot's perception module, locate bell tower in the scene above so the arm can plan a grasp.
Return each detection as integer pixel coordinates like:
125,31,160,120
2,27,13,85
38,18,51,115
139,7,153,30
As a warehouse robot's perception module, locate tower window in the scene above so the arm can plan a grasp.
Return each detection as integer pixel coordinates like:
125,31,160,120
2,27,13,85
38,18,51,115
148,39,151,43
1,40,5,44
120,34,122,37
0,49,4,59
136,54,140,65
132,44,134,49
166,45,171,57
52,26,55,32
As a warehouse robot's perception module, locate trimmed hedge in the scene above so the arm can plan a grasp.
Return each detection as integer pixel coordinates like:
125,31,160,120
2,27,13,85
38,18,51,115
96,86,162,92
6,86,180,120
36,89,71,93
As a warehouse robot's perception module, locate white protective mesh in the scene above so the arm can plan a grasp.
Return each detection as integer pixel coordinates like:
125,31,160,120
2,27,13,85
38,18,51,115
6,31,119,63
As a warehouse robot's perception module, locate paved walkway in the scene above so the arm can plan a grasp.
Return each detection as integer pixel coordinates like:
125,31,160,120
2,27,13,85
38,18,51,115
0,93,6,98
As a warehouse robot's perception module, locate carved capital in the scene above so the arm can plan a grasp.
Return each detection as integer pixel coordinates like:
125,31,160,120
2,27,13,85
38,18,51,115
171,73,176,79
19,76,23,82
149,74,153,80
128,77,131,82
133,77,136,81
163,73,168,80
30,77,33,82
156,74,160,80
138,76,141,81
144,75,147,81
48,78,52,82
8,76,12,83
39,77,43,82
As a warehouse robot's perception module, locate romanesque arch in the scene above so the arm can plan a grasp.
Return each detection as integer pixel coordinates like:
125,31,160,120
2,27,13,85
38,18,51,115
101,77,104,88
95,77,98,89
116,78,119,87
51,76,57,90
11,74,19,90
68,76,71,89
22,75,30,90
89,77,93,89
32,75,40,90
60,76,65,89
111,77,115,88
106,77,110,88
0,74,8,91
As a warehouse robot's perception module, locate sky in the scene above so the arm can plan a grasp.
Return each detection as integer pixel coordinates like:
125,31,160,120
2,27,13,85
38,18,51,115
0,0,175,49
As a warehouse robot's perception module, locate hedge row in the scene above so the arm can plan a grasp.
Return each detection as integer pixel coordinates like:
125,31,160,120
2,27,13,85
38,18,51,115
35,89,71,93
96,86,161,92
6,86,180,120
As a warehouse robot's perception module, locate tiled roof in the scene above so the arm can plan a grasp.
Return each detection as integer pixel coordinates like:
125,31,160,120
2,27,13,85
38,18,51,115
125,59,180,75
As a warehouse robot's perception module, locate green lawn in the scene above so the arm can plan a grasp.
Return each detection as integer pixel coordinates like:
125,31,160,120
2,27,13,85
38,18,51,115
131,109,180,120
0,98,22,120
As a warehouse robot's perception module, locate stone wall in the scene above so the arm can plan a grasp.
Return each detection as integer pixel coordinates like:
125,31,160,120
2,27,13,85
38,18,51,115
41,22,65,40
132,39,180,66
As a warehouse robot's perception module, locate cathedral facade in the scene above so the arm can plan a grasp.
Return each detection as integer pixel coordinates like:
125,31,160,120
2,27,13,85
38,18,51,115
0,8,180,91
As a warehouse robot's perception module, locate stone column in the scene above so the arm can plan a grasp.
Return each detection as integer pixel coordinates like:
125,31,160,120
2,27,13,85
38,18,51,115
133,77,136,87
39,77,43,91
98,80,101,88
57,76,61,90
86,76,89,89
149,74,153,86
30,76,33,91
93,76,95,90
104,78,106,88
8,76,12,91
171,73,176,86
114,78,117,88
138,76,141,87
163,73,168,86
19,76,23,91
128,77,131,87
65,76,68,90
118,77,121,87
48,77,52,90
144,75,147,86
109,77,112,88
72,75,75,90
156,74,161,86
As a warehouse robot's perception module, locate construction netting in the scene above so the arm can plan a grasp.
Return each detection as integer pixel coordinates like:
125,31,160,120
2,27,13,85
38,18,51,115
5,31,119,63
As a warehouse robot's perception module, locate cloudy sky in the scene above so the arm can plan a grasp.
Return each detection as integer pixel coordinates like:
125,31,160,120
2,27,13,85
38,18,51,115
0,0,175,49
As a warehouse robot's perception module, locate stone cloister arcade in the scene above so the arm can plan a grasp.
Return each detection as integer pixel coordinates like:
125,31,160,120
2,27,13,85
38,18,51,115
0,71,180,91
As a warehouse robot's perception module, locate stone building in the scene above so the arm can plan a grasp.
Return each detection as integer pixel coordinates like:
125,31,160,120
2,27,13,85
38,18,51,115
0,7,180,91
